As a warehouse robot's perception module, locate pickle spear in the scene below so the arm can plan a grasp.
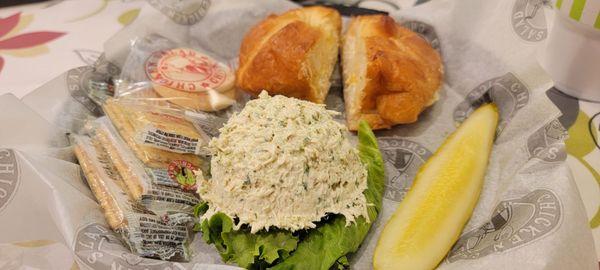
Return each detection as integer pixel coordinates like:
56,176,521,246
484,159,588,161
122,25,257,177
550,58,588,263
373,104,499,270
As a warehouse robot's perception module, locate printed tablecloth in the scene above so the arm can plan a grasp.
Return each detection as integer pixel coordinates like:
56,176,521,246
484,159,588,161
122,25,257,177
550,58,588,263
0,0,598,266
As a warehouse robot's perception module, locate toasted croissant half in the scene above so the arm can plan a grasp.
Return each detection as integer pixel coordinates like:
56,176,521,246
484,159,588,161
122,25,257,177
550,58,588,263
236,6,341,103
342,15,443,130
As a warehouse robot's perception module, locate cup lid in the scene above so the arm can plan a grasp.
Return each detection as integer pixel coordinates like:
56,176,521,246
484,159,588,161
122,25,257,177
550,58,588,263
555,0,600,30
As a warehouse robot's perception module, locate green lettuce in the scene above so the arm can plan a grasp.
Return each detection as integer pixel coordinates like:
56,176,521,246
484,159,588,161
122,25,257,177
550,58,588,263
200,212,299,268
197,121,384,269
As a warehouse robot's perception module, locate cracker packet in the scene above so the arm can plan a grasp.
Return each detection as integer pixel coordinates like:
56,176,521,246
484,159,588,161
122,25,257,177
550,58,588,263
72,134,193,261
92,117,201,219
103,98,210,156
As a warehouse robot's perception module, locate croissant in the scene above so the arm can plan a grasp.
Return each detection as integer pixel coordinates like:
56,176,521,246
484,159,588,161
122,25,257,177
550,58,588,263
236,6,341,103
342,15,443,130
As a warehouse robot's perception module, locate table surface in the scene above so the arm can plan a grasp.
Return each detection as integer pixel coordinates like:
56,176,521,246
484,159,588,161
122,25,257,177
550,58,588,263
0,0,598,265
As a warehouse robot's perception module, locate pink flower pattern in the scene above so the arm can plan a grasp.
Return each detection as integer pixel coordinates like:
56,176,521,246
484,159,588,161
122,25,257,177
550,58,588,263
0,12,66,74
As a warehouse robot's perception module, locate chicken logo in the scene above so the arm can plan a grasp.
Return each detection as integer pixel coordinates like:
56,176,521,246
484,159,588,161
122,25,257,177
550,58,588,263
526,119,568,163
378,138,432,202
511,0,549,42
147,0,210,25
146,48,227,92
167,160,198,191
74,223,176,270
454,72,529,140
401,20,441,53
66,66,111,116
447,189,561,262
0,149,18,214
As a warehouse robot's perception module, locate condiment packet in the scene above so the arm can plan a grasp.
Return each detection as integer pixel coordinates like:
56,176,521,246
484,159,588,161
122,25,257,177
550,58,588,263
115,35,237,113
72,134,193,261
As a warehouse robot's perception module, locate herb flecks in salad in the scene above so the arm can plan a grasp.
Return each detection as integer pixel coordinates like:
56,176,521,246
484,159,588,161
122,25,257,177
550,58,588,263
195,120,384,269
198,92,370,233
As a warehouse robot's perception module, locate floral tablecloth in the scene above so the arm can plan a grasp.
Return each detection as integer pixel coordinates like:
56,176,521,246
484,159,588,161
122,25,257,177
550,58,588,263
0,0,598,265
0,0,143,98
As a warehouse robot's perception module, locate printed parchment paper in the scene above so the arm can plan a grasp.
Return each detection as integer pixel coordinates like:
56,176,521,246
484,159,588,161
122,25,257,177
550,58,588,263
0,0,596,269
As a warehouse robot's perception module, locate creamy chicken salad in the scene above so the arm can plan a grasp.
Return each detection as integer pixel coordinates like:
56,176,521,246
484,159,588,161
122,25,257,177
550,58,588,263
197,91,369,233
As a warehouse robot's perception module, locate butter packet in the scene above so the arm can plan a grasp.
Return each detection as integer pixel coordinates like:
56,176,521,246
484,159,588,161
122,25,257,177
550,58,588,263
92,117,200,218
72,134,193,261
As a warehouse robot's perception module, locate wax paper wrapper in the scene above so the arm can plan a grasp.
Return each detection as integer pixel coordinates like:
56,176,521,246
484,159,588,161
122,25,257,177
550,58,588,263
0,0,597,269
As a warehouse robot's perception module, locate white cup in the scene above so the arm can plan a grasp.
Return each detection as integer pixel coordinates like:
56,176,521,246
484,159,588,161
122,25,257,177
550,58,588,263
540,0,600,102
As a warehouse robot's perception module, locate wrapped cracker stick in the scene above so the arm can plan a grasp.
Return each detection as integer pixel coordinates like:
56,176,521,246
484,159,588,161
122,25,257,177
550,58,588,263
93,117,200,218
72,135,193,261
102,98,207,168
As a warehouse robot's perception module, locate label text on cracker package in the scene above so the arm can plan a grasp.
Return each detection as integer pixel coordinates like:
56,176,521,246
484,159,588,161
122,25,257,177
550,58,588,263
137,125,202,154
147,168,179,187
145,186,199,206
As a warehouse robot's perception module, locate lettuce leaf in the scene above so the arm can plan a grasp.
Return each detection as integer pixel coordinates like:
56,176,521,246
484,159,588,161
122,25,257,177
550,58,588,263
269,121,385,270
198,121,384,269
200,212,299,269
